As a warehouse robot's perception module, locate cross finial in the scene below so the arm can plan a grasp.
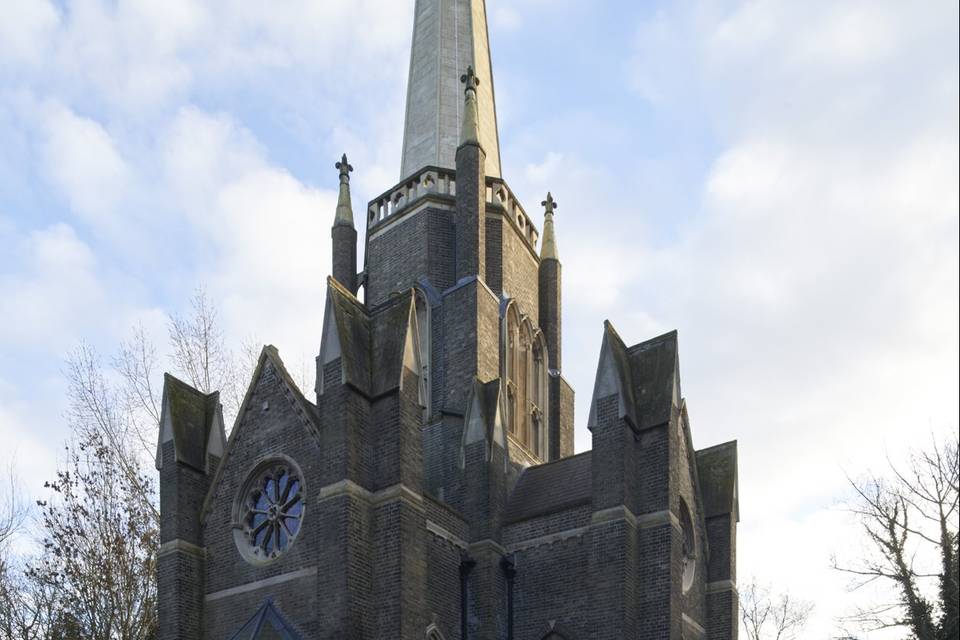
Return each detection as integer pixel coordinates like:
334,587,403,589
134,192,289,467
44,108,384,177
541,192,558,216
460,66,480,93
336,153,353,180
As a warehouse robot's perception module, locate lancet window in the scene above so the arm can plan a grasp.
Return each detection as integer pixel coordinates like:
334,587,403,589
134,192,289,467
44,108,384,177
502,302,548,457
415,289,432,418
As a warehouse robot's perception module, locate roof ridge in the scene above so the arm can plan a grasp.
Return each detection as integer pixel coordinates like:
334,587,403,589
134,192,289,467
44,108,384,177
523,450,591,472
627,329,678,354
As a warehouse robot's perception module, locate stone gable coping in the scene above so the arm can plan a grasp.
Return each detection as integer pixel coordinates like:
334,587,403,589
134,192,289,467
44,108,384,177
199,346,321,527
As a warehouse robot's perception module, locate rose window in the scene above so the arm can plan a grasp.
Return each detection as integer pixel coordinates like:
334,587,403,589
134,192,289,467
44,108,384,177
237,461,304,562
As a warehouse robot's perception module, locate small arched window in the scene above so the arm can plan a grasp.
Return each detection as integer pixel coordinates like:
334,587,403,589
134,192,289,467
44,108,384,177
679,497,697,593
414,289,432,418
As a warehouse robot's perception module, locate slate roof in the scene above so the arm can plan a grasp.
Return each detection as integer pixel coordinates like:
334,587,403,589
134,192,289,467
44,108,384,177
228,600,302,640
627,330,679,431
696,440,739,520
504,451,592,524
326,277,417,398
159,373,221,472
326,277,372,394
605,321,639,428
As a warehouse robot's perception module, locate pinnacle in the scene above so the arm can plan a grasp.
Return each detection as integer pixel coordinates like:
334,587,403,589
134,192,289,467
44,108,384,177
334,152,354,228
540,192,559,261
459,66,482,148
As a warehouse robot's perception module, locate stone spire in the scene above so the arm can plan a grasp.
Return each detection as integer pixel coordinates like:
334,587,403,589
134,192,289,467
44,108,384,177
400,0,502,179
331,154,358,293
334,153,354,227
540,192,559,260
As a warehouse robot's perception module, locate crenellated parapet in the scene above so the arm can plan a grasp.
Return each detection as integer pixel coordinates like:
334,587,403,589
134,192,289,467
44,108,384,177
367,168,540,251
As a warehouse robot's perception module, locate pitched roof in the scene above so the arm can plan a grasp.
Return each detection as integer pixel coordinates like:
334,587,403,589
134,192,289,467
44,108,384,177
504,451,592,524
627,330,679,430
325,277,372,394
586,321,638,431
228,600,302,640
696,440,739,521
156,373,222,472
323,277,419,398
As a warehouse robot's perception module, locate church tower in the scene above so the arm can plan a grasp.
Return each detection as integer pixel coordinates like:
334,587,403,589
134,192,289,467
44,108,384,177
157,2,739,639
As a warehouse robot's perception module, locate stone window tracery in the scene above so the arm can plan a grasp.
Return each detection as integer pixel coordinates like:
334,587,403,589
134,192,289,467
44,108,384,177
680,497,696,593
415,289,432,418
234,458,305,564
502,302,549,458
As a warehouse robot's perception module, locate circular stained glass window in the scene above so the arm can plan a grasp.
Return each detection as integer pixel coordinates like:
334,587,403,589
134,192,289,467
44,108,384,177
235,459,304,563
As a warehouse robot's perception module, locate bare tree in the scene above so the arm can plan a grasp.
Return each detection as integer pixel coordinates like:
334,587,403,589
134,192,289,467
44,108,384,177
64,343,159,525
28,439,157,640
0,461,28,551
740,577,814,640
1,287,249,639
168,288,244,421
834,434,959,640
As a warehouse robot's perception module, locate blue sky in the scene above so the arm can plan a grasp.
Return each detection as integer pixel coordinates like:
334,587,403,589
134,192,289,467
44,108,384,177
1,0,958,635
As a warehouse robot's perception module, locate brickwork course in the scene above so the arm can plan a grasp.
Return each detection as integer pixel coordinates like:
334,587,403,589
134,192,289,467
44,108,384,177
157,1,740,638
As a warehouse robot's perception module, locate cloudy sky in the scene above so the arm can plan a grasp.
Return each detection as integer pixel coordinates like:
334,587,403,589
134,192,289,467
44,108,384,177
1,0,957,636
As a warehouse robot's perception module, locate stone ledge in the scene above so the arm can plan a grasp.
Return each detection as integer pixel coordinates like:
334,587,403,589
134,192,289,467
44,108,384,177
205,567,317,602
159,538,206,559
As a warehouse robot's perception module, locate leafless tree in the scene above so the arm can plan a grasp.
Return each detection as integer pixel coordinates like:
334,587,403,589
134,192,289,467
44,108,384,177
1,288,251,639
28,438,157,640
0,461,28,551
168,288,244,421
740,576,814,640
834,434,959,640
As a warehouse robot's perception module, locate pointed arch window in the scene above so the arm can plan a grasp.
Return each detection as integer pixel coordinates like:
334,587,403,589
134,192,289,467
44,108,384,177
415,289,432,419
501,302,549,458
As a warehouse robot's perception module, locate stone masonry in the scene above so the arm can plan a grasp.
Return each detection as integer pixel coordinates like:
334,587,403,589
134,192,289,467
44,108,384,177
157,2,739,638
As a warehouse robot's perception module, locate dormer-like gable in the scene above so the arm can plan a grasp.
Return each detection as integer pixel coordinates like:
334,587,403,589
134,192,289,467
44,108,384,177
155,373,225,473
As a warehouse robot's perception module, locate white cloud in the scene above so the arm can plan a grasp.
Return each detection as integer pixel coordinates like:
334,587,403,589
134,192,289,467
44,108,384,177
622,0,958,632
0,221,104,350
157,107,334,390
0,0,59,65
40,104,131,225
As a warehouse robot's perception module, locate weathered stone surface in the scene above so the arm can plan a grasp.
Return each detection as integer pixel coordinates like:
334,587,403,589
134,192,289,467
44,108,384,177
158,3,740,638
401,0,502,179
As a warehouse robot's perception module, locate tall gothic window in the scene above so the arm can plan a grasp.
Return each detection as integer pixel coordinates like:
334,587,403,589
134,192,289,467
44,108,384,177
415,289,431,418
502,302,548,457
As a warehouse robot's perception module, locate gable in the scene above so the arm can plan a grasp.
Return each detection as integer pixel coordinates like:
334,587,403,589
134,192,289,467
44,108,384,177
155,373,224,472
200,345,320,525
228,600,302,640
696,440,739,521
586,321,638,431
628,330,680,430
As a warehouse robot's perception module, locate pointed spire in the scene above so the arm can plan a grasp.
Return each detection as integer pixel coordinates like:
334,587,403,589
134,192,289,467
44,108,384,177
400,0,502,179
334,153,354,228
460,66,481,148
540,192,559,260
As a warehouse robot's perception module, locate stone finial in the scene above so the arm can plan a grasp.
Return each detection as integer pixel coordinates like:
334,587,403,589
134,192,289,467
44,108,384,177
459,67,481,147
540,192,559,260
541,192,558,216
334,153,354,227
336,153,353,182
460,65,480,93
